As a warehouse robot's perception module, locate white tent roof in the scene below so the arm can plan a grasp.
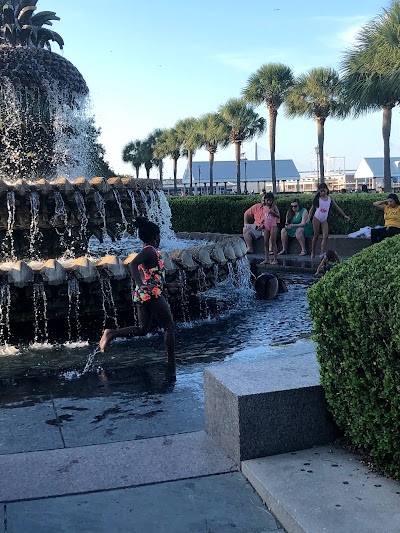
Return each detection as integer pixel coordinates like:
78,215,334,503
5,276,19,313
182,159,300,184
355,157,400,181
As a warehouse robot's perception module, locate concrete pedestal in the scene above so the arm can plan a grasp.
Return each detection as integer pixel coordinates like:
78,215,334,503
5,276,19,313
204,354,339,464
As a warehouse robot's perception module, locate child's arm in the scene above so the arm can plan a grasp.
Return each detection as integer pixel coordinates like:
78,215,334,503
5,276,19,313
315,257,326,275
308,205,315,220
334,252,340,263
373,200,387,211
331,199,350,220
270,205,280,218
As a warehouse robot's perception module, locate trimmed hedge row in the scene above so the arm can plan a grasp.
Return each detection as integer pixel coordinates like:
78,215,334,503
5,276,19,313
308,235,400,479
168,194,387,234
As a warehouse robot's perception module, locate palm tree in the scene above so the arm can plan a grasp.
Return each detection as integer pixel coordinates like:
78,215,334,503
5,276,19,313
285,68,347,184
218,98,266,194
148,129,165,184
197,112,229,195
153,128,183,195
122,140,143,178
342,2,400,192
243,63,294,193
140,138,154,179
175,117,202,194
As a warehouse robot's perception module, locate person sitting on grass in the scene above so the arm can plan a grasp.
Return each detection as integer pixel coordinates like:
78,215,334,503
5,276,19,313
315,249,340,276
371,193,400,244
278,199,313,256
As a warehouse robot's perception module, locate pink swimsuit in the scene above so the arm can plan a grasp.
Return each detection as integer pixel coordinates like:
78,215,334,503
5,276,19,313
263,207,278,231
314,196,331,223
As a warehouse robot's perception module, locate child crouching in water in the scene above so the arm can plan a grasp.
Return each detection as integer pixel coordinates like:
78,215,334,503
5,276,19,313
259,192,280,265
315,249,340,276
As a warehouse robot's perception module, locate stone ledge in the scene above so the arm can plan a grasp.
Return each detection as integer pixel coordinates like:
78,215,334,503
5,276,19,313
204,354,340,464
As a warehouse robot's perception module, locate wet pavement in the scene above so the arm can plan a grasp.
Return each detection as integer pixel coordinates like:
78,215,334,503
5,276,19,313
0,275,314,532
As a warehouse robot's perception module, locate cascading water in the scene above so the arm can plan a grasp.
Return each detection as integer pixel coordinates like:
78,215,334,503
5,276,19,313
112,188,128,235
29,191,41,257
74,190,88,237
5,191,16,260
178,270,190,323
0,282,11,345
67,277,82,342
157,190,177,242
197,266,211,319
33,282,48,344
139,190,150,219
99,274,119,330
52,190,70,255
94,191,108,242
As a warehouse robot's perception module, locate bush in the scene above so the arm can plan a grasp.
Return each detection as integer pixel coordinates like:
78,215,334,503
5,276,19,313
168,194,386,234
307,235,400,479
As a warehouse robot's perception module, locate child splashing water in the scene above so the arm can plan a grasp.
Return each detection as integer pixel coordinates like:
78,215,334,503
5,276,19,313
259,193,280,265
308,183,350,259
99,217,180,371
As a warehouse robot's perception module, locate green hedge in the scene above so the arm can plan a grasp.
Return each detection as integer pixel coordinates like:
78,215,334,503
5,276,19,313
308,236,400,479
168,194,387,234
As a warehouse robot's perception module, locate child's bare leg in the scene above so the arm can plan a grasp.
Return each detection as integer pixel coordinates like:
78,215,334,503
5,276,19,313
311,218,320,258
99,304,152,352
261,230,270,264
320,221,329,254
147,296,175,364
270,227,278,263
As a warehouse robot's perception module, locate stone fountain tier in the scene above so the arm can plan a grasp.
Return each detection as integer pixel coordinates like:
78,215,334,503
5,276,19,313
0,238,249,343
0,176,163,260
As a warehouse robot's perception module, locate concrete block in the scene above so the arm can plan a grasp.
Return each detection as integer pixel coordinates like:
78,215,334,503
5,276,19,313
204,354,339,464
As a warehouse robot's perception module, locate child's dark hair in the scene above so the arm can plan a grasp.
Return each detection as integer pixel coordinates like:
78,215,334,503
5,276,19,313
134,216,160,243
325,249,336,261
388,193,400,205
312,182,330,209
264,192,275,202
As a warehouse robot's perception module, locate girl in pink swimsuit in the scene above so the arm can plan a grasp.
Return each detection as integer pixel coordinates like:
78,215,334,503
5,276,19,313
259,193,280,265
308,183,350,259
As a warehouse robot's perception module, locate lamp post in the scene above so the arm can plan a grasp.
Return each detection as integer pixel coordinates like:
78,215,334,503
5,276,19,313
244,157,248,194
315,146,320,187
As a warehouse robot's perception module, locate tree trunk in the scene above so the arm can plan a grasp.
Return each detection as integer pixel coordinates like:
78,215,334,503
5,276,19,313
317,117,325,184
235,142,241,194
188,150,193,195
382,105,393,193
173,157,178,195
135,165,140,179
145,164,151,179
269,106,278,194
209,150,214,195
158,160,163,186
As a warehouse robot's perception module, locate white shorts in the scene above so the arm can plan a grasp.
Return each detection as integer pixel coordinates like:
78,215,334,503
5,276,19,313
246,224,263,239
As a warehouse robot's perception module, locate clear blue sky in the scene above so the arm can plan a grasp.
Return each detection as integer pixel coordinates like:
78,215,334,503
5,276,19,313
40,0,396,179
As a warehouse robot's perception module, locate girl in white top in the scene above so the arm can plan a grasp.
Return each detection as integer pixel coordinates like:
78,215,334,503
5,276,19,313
308,183,350,259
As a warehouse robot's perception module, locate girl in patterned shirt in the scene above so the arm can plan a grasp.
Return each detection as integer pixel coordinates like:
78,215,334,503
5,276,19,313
99,217,179,368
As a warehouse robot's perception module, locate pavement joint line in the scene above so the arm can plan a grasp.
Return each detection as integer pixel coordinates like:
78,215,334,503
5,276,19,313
50,390,66,448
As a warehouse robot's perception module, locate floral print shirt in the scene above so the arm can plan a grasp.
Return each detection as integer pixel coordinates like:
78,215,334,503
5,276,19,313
133,245,165,303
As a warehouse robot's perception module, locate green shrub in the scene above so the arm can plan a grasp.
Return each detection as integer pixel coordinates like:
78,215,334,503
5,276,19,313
168,194,386,234
307,235,400,479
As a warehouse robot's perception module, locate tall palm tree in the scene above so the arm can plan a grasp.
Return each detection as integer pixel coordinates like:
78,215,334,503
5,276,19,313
197,112,229,195
175,117,202,194
285,68,347,184
148,129,165,184
122,140,143,178
218,98,266,194
140,138,154,179
342,1,400,192
153,128,183,195
243,63,294,193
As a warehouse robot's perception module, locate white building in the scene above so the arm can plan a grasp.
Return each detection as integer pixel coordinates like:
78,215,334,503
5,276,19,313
354,157,400,191
181,159,300,193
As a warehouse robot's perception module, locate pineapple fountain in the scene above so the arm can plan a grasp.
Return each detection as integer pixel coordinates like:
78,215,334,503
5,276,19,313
0,1,249,346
